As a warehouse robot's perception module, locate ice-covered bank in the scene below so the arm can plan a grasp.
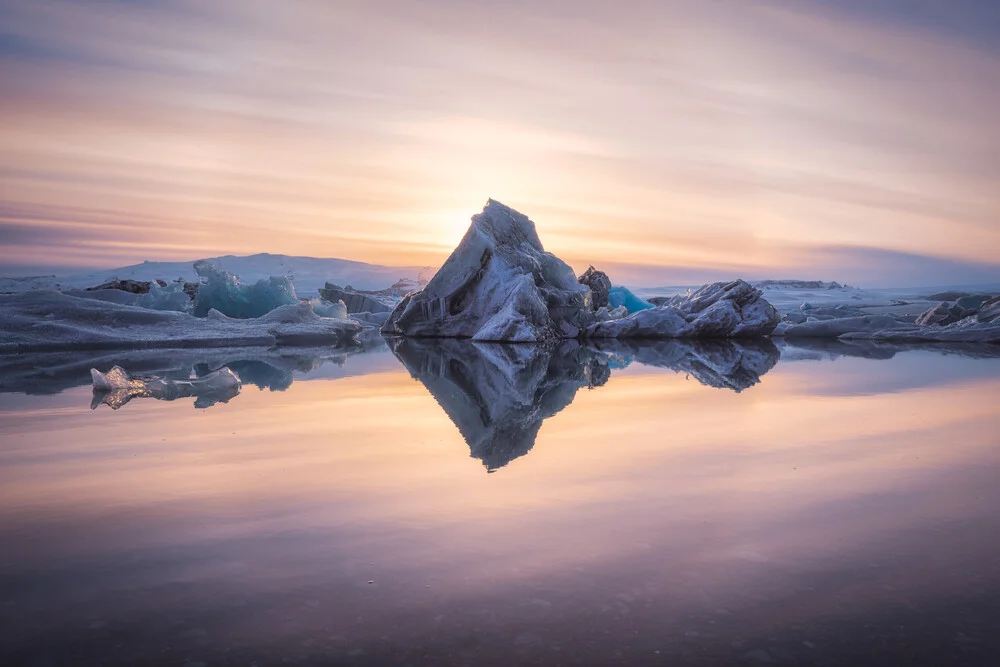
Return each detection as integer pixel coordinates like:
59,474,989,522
0,290,363,353
382,200,780,341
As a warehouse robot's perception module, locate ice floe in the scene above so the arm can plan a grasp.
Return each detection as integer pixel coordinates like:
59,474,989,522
0,290,363,353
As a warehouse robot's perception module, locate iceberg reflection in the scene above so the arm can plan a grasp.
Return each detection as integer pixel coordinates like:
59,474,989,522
389,337,781,470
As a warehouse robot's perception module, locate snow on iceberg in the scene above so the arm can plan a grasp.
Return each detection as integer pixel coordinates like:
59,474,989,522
585,280,780,339
382,200,780,341
91,365,241,409
192,260,298,318
381,199,595,341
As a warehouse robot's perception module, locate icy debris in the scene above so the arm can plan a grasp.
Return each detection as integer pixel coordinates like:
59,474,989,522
779,315,904,338
585,280,780,339
90,365,241,409
775,311,1000,343
192,260,298,318
382,199,595,341
607,285,654,314
136,280,191,312
0,291,363,352
578,266,612,308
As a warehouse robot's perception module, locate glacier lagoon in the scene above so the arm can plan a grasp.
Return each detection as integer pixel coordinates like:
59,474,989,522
2,341,1000,666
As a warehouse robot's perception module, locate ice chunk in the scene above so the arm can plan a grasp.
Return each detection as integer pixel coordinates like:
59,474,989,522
307,298,348,319
979,296,1000,323
381,199,594,341
914,302,964,326
192,260,298,318
578,266,612,308
90,365,241,409
585,280,780,338
607,285,654,313
135,280,191,312
318,283,393,314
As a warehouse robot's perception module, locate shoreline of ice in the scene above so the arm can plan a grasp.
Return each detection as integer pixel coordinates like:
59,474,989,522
0,290,364,354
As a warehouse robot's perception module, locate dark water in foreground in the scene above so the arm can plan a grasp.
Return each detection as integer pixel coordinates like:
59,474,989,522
2,339,999,666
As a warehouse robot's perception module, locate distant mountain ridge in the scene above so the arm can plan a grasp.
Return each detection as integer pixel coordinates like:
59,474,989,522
0,253,433,297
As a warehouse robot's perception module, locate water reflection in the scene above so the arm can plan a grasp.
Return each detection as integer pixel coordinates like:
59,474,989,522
590,338,779,391
2,340,1000,665
390,338,784,470
0,338,389,402
390,339,611,470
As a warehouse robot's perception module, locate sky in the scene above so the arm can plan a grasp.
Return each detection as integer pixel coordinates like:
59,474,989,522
1,0,998,287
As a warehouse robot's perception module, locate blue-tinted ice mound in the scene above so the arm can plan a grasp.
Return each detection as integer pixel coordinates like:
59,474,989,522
192,260,298,318
608,286,654,314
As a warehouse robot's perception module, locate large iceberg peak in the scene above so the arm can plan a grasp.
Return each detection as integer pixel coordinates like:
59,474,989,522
381,199,593,341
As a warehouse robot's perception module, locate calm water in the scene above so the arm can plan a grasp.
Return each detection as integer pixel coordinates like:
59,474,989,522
2,339,999,666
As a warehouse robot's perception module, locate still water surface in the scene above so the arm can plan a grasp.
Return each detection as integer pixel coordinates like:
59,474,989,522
2,339,999,666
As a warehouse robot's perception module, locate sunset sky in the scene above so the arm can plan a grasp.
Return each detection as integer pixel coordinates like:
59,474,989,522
1,0,998,287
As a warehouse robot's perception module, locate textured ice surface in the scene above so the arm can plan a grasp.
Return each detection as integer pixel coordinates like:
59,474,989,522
307,298,348,319
0,291,363,352
586,280,780,339
90,365,241,409
382,200,595,341
192,260,299,318
607,285,654,313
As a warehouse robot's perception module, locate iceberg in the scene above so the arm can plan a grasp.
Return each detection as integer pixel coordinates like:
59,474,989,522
585,280,780,339
91,365,241,409
577,266,612,308
192,260,298,318
382,199,595,341
382,200,780,341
